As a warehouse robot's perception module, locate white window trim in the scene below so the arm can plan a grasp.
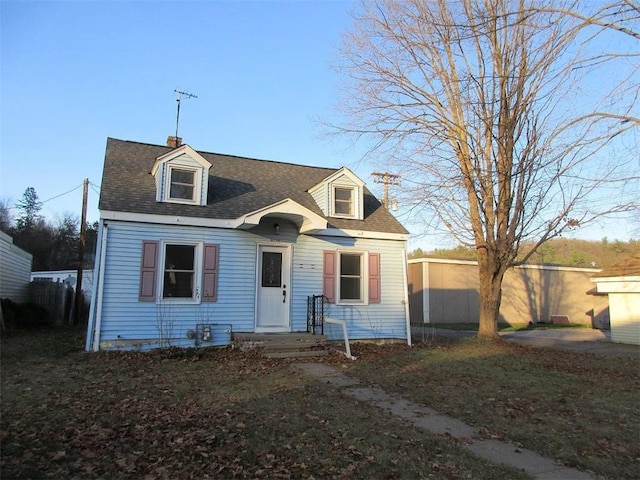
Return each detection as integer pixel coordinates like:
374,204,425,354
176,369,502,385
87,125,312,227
331,183,359,219
158,240,203,304
164,164,202,205
336,250,369,306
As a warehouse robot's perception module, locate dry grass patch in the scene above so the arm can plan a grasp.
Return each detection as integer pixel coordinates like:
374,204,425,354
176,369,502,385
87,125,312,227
345,338,640,479
2,328,528,479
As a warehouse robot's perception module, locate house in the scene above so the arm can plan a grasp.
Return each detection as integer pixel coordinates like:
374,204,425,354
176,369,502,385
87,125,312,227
590,255,640,345
0,230,33,304
408,257,609,328
85,137,410,351
31,269,94,303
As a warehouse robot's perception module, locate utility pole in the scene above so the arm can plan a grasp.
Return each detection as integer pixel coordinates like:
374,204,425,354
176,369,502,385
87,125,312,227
174,89,197,140
73,178,89,325
371,172,400,210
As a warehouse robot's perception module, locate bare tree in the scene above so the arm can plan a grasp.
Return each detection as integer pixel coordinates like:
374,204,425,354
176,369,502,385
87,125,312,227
335,0,639,338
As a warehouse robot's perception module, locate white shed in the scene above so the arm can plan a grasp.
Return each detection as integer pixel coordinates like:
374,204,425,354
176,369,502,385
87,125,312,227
590,255,640,346
0,231,33,303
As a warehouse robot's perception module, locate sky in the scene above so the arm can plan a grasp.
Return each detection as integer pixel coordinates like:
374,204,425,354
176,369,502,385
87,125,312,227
1,0,637,253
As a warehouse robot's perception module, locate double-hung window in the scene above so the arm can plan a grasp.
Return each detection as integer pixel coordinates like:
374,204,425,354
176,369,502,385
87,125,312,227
323,250,380,305
168,166,197,203
339,252,363,302
139,241,218,303
333,186,355,218
163,244,197,299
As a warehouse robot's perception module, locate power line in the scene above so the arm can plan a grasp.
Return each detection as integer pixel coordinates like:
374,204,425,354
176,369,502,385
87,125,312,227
40,183,84,204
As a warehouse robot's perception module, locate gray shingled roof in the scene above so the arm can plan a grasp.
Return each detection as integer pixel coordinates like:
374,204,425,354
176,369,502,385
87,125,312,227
99,138,409,235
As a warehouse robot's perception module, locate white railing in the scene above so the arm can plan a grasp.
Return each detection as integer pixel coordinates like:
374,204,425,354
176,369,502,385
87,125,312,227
324,317,356,360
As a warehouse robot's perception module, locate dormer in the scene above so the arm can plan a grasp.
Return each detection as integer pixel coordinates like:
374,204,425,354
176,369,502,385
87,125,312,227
151,144,212,206
308,167,365,220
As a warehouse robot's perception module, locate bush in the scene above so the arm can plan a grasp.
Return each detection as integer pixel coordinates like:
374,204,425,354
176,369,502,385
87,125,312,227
1,299,51,329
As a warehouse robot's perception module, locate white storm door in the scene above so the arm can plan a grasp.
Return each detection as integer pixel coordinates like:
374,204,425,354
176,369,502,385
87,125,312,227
255,244,291,332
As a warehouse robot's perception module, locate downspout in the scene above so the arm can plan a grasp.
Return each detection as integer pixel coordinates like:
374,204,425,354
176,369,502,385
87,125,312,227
402,247,412,346
85,220,103,351
89,221,108,351
422,260,430,323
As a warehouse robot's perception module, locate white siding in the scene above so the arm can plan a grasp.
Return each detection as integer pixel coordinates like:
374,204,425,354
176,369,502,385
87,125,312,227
0,231,33,303
608,293,640,345
310,184,329,216
93,219,408,349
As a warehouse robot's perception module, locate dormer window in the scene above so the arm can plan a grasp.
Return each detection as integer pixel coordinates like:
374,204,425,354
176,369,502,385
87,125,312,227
333,186,355,217
151,145,212,206
308,167,365,220
169,167,196,202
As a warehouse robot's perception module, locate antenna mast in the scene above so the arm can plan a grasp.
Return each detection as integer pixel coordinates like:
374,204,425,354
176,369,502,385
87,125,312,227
174,89,198,139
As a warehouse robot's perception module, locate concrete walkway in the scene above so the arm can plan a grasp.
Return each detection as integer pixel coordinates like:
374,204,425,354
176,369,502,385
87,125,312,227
294,362,595,480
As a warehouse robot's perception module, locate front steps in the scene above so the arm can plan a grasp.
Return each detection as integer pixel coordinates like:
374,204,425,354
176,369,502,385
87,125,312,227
233,332,328,359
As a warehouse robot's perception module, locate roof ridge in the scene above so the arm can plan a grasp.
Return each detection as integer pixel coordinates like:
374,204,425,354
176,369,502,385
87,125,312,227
107,137,340,172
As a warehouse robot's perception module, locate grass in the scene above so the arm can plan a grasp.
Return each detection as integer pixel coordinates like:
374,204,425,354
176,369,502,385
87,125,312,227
422,322,592,332
2,327,638,479
345,338,640,479
2,327,527,479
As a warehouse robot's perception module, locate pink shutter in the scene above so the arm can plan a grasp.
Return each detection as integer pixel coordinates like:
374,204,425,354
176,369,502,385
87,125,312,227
202,244,219,302
139,241,159,301
323,250,336,303
368,253,381,303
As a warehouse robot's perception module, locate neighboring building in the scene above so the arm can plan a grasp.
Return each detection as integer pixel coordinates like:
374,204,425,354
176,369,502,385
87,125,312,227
590,255,640,345
0,230,33,303
86,138,410,351
408,257,609,328
31,269,94,302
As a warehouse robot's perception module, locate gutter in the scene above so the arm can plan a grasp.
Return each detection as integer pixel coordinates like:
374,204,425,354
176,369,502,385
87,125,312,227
402,247,412,347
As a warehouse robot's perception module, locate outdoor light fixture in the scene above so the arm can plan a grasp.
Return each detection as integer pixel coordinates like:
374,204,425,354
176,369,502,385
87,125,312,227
274,223,280,235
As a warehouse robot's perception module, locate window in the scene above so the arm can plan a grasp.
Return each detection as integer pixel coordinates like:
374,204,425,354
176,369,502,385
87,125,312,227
340,252,363,301
169,167,196,201
323,250,380,305
333,186,354,217
163,244,196,298
139,241,219,303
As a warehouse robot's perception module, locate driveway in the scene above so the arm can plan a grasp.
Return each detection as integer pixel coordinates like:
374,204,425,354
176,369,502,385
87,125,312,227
499,328,640,357
412,325,639,358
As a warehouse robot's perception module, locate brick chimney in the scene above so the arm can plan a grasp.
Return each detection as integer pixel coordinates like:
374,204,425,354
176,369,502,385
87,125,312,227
167,136,182,148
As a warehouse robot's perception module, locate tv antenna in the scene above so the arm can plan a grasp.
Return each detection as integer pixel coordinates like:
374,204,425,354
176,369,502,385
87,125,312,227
174,89,198,139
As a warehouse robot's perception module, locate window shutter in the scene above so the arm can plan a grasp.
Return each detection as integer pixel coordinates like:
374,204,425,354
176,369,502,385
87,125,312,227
369,253,381,303
323,250,336,303
139,241,159,301
202,244,219,302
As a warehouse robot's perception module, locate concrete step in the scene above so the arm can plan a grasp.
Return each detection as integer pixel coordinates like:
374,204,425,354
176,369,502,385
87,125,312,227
233,333,327,355
264,349,329,359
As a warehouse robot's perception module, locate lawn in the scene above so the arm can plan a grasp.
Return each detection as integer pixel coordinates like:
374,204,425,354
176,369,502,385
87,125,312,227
344,337,640,479
1,328,638,479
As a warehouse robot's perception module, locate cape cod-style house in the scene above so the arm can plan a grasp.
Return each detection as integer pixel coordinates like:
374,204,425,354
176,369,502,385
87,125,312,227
85,137,410,351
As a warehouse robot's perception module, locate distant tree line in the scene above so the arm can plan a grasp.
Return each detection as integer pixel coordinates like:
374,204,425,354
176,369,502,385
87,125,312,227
0,188,98,271
410,237,640,269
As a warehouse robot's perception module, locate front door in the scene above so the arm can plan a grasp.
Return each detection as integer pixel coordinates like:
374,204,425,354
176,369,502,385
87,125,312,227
255,244,291,332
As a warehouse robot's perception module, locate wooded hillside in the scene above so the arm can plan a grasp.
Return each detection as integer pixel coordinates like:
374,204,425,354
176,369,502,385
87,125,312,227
411,238,640,269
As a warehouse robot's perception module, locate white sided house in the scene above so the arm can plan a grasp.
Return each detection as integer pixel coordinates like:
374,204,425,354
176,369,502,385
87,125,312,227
0,231,33,303
85,138,410,351
590,255,640,346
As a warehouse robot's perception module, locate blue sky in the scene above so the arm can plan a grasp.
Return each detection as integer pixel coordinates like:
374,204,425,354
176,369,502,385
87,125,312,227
1,0,637,251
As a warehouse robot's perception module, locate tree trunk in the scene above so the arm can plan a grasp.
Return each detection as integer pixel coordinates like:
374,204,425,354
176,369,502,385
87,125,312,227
477,254,507,339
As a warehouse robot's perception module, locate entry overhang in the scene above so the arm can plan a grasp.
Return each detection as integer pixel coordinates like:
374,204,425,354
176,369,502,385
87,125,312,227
238,198,327,234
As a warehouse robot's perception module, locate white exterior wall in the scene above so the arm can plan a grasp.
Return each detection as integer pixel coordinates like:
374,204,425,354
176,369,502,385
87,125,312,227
31,270,94,299
608,293,640,345
0,231,33,303
90,219,408,350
